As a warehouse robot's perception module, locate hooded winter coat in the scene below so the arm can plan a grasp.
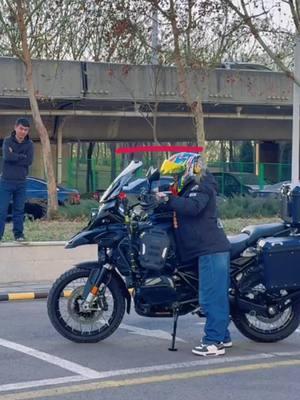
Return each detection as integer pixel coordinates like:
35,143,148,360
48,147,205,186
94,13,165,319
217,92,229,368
167,171,230,262
1,131,34,181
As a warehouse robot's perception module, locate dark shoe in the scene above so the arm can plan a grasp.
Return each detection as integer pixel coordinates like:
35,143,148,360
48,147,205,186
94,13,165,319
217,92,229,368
192,342,225,356
15,236,26,242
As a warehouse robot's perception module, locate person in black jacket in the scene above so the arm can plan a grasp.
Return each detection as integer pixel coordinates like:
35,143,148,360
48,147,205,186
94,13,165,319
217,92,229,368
157,152,231,356
0,118,34,241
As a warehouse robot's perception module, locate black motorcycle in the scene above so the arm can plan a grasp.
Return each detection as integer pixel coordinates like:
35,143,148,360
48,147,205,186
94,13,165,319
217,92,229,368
47,161,300,350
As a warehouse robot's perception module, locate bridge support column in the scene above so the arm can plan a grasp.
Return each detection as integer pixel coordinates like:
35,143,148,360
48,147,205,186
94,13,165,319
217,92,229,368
259,141,280,183
57,127,62,184
56,117,68,184
255,142,260,176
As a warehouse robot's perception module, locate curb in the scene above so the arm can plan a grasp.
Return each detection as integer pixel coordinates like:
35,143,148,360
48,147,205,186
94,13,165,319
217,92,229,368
0,290,71,302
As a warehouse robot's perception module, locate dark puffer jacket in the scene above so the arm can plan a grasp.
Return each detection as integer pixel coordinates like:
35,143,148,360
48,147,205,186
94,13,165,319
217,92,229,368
167,171,230,262
1,131,34,181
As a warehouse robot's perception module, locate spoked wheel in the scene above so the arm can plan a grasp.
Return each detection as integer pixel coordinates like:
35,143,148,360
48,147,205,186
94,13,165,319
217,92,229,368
47,267,125,343
232,298,300,343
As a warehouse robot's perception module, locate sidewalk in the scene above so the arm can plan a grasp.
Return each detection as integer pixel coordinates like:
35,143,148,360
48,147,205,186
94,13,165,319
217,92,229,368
0,280,53,301
0,280,52,294
0,241,97,286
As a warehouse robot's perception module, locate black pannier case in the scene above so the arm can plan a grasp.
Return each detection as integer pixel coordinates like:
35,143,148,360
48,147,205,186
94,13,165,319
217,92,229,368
280,185,300,226
258,236,300,289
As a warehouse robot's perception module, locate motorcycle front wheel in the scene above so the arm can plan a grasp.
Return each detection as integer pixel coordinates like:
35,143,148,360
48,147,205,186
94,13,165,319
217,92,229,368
47,267,125,343
232,302,300,343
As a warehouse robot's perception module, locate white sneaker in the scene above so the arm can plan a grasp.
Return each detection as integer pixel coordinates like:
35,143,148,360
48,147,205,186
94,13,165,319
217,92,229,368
223,341,233,348
192,343,225,356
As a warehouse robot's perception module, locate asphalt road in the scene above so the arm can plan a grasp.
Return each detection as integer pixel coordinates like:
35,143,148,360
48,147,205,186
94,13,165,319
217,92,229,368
1,300,300,400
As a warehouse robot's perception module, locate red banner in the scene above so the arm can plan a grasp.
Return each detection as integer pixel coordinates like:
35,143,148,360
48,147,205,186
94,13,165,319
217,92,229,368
115,145,204,154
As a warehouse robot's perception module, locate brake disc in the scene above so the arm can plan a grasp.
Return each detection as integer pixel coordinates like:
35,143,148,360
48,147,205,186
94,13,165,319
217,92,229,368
67,286,104,324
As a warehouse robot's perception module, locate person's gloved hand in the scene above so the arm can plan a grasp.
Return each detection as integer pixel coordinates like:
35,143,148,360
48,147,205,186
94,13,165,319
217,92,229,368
155,192,169,204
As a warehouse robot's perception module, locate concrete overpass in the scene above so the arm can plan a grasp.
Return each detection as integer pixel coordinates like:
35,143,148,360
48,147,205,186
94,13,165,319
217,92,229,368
0,57,294,182
0,56,294,142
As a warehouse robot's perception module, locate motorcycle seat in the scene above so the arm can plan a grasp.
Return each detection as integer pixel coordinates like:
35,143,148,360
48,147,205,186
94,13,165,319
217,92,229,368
241,222,286,244
228,233,250,258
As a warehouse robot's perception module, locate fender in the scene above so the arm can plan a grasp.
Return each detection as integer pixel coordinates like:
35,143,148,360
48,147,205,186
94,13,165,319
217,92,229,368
65,227,108,248
74,261,131,313
65,225,127,249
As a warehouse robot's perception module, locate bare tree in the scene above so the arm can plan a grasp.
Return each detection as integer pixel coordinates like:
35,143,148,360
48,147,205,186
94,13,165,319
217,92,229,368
144,0,209,149
0,0,58,217
143,0,247,150
222,0,300,84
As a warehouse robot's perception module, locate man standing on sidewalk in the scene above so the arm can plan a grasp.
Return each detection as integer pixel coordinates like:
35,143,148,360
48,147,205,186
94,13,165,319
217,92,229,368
0,118,34,241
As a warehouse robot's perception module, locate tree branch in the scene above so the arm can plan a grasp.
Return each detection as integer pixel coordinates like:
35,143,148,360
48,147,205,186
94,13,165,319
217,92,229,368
224,0,299,86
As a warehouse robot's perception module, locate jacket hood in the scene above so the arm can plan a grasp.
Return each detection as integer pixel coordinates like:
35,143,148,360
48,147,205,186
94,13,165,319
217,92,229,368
188,171,217,193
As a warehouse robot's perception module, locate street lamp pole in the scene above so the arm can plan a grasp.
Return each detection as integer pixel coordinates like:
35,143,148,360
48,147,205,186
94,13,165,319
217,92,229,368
151,7,159,65
292,35,300,186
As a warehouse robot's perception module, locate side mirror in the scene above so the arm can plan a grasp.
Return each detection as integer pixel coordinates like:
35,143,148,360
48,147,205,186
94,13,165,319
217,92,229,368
146,167,160,183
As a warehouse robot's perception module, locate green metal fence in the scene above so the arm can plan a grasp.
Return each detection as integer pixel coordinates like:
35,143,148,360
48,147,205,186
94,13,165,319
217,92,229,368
0,153,291,196
66,158,292,195
67,158,146,193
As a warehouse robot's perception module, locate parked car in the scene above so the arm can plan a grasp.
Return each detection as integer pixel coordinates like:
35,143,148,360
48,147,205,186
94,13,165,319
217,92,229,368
211,172,259,197
7,177,80,220
211,171,288,199
93,176,173,202
94,174,227,205
95,171,274,201
95,166,290,203
26,177,80,205
124,176,173,196
252,181,290,199
217,62,271,71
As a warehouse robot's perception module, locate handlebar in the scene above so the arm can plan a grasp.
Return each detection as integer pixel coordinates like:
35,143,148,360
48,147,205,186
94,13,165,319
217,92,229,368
138,193,160,211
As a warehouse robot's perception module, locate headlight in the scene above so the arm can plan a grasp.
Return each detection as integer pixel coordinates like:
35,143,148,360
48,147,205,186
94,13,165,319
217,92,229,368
90,208,99,220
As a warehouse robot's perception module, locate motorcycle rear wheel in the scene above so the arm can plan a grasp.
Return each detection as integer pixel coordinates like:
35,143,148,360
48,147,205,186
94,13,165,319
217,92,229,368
47,267,125,343
232,303,300,343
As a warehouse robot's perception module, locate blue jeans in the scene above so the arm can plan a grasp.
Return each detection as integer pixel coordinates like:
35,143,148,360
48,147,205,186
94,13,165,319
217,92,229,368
199,251,231,344
0,179,26,239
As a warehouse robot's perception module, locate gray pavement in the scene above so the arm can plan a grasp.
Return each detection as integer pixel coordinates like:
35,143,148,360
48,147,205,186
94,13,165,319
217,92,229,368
0,299,300,399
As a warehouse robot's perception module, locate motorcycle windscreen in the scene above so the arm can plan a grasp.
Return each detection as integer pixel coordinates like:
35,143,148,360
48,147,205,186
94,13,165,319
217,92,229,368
100,160,143,202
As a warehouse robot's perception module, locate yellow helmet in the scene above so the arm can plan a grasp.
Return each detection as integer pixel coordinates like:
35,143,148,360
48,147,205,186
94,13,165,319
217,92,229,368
160,152,205,191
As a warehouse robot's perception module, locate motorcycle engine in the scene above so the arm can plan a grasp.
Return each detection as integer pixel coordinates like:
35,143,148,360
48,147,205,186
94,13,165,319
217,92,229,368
134,275,177,317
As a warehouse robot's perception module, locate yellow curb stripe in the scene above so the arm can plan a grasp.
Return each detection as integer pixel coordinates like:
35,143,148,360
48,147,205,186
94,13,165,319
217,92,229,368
0,291,72,302
1,358,300,400
8,293,35,301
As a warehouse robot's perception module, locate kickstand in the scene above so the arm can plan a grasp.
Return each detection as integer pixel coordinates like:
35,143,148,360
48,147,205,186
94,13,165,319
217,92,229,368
168,307,179,352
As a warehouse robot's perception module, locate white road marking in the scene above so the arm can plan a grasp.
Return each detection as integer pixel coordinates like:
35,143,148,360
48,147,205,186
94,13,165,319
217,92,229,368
0,353,276,393
1,332,300,394
68,353,276,380
272,351,300,357
120,323,186,342
0,376,88,393
0,338,101,378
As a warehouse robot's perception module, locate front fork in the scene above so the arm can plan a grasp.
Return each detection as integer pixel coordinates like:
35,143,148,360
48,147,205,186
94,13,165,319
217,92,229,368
81,264,113,310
